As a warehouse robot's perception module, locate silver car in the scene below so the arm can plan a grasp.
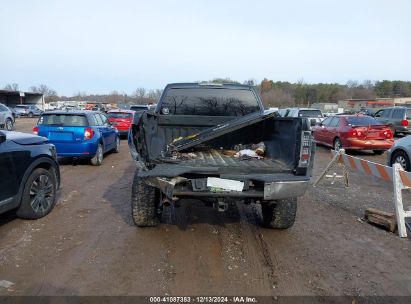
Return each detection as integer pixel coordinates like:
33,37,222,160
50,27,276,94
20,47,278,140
387,135,411,171
0,103,14,131
14,104,42,117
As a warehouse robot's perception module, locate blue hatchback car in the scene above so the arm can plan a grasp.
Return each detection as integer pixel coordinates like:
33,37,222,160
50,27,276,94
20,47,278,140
34,111,120,165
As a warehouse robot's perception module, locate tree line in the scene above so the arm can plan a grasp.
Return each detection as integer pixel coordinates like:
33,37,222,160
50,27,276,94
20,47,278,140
3,79,411,108
257,79,411,108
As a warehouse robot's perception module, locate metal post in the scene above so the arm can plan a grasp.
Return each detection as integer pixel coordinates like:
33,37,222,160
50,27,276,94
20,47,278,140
392,163,407,238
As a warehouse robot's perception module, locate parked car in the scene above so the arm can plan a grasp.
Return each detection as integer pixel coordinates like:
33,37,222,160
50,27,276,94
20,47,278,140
6,106,17,122
312,115,394,154
14,104,43,118
387,135,411,171
91,104,107,112
129,104,149,112
373,107,411,135
0,103,14,130
107,110,135,137
286,108,324,125
0,130,60,218
34,111,120,166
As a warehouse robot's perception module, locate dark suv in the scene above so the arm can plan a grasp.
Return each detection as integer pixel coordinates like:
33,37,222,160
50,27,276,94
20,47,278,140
0,130,60,219
374,107,411,135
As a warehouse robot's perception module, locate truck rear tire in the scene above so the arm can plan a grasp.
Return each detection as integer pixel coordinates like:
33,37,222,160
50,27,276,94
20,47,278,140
261,198,297,229
131,170,159,227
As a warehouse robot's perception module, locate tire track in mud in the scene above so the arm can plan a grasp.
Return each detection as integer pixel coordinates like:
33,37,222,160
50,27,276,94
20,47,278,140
236,203,278,294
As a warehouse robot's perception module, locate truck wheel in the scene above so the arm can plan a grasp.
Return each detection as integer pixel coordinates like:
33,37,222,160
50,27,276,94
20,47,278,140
261,198,297,229
16,168,57,219
131,170,160,227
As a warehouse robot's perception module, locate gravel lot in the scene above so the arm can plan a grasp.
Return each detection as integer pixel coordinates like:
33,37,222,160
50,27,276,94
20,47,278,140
0,118,410,296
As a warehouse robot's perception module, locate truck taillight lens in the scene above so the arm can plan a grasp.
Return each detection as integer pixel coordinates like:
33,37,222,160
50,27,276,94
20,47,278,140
401,119,408,126
33,126,38,135
84,128,93,140
298,131,312,167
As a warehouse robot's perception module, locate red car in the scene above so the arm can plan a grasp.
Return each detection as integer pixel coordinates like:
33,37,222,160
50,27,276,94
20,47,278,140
312,115,394,154
107,110,135,137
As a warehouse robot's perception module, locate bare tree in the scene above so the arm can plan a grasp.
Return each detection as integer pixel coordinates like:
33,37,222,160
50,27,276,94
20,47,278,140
30,84,57,96
3,83,19,91
30,84,58,102
133,88,146,99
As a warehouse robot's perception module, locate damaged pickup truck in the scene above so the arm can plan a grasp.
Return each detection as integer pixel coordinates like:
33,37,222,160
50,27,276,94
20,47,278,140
128,83,315,228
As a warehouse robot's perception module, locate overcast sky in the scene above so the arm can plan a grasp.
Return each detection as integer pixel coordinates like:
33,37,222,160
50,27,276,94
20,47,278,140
1,0,410,95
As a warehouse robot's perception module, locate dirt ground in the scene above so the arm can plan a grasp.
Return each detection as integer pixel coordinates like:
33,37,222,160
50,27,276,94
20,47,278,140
0,118,410,296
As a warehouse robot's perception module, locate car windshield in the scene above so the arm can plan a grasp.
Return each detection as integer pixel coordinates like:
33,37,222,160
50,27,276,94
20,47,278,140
345,116,382,126
107,112,133,119
161,88,260,116
298,110,323,118
39,114,88,126
15,105,29,109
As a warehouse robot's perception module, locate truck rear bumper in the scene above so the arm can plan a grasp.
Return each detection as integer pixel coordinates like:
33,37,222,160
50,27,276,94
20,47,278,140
263,180,309,200
146,177,310,200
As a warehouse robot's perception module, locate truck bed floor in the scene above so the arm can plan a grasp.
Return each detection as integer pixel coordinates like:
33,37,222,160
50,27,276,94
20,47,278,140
182,149,286,170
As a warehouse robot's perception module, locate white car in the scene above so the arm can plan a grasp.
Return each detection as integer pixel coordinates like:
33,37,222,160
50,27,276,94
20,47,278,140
0,103,14,130
286,108,325,126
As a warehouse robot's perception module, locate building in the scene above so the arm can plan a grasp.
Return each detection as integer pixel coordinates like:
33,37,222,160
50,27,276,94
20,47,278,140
311,103,339,113
338,97,411,110
0,90,45,110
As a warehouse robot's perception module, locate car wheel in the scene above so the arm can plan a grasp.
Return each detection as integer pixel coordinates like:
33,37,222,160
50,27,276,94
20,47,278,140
388,125,396,136
28,112,33,118
131,169,160,227
5,118,13,131
91,144,103,166
16,168,57,219
391,150,410,171
113,136,120,153
261,198,297,229
333,137,342,151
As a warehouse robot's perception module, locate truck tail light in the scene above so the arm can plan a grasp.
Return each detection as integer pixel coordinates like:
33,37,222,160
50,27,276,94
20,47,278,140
84,128,93,140
401,119,408,126
33,126,38,135
298,131,312,167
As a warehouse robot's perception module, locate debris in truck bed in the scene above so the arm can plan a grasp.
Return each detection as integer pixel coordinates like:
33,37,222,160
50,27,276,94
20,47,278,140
171,151,197,161
234,149,261,160
253,142,266,156
222,149,237,157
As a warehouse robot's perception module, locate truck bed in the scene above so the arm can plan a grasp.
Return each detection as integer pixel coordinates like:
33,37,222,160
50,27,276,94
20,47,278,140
138,149,291,178
181,149,287,172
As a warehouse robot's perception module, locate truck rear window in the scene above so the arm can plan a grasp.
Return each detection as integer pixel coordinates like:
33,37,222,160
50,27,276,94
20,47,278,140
39,114,88,126
161,88,260,116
